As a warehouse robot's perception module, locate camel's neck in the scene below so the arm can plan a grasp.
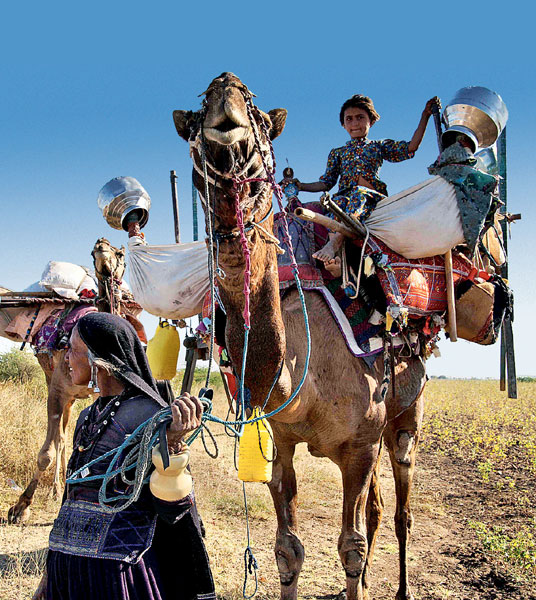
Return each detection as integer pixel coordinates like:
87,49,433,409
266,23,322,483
217,211,287,401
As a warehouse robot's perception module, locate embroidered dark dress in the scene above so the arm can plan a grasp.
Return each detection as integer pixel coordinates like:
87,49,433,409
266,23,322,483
45,312,214,600
47,393,215,600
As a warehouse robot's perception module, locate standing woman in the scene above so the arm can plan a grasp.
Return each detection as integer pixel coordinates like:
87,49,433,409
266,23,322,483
33,312,215,600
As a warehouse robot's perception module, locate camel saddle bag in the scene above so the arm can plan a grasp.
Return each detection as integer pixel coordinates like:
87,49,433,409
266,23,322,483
446,274,512,345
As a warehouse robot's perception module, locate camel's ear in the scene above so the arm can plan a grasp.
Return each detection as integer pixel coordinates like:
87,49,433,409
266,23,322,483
117,246,126,258
268,108,287,140
173,110,197,141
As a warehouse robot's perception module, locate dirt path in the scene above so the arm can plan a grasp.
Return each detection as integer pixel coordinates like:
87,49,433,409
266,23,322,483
1,440,535,600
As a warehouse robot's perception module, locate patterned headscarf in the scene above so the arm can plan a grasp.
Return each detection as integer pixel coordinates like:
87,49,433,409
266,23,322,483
76,312,168,408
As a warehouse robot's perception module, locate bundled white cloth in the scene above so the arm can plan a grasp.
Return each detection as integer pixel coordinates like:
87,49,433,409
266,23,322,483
365,176,464,258
38,261,98,300
127,236,209,319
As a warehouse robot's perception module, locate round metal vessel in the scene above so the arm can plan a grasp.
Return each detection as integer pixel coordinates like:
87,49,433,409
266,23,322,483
97,176,151,231
442,86,508,150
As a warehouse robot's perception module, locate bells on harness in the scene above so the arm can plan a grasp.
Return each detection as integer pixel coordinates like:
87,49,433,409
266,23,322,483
238,407,274,483
150,445,192,501
146,320,180,380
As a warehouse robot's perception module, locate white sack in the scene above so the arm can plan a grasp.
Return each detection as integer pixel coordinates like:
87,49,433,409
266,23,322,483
23,281,46,292
128,236,209,319
365,176,465,258
39,261,89,300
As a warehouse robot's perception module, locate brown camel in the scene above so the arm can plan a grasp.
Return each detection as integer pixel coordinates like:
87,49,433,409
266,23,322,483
173,73,426,600
3,238,128,523
92,237,126,313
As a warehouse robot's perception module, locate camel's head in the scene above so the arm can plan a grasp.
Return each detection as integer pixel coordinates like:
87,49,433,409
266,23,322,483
173,72,287,147
91,238,126,282
172,73,288,228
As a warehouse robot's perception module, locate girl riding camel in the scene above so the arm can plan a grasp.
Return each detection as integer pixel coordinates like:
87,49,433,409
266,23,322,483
286,94,439,269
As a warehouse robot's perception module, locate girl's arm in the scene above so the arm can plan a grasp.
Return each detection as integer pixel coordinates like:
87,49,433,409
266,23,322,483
297,181,329,193
408,97,440,153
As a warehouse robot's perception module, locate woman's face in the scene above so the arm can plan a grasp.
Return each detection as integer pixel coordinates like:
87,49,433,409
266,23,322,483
66,328,91,385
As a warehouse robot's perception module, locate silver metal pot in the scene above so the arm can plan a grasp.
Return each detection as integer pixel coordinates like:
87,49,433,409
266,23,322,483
97,176,151,231
442,86,508,151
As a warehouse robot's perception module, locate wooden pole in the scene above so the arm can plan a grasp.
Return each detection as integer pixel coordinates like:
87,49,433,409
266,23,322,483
294,207,358,238
444,250,457,342
170,170,181,244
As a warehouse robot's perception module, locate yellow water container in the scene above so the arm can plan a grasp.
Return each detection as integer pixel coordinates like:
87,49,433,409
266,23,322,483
146,321,180,380
150,445,192,501
238,407,274,483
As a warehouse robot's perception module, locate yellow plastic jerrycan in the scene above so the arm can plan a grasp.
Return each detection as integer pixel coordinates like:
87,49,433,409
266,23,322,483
150,445,192,501
238,407,274,483
146,320,180,380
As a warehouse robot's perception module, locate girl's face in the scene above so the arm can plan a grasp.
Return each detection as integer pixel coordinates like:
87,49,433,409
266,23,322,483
65,328,91,385
342,107,371,139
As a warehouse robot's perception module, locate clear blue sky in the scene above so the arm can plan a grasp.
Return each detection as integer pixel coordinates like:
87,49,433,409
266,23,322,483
1,1,534,378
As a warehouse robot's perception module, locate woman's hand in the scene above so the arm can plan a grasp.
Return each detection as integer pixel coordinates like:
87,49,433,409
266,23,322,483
32,570,47,600
424,96,441,116
167,393,203,453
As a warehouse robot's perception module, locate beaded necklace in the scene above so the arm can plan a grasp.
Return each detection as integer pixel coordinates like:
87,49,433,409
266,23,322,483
74,388,130,454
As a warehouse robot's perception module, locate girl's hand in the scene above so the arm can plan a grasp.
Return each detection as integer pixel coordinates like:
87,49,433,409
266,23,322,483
281,177,301,190
167,393,203,452
424,96,441,116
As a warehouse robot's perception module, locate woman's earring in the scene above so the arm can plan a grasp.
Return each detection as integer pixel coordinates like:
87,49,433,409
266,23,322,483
89,364,100,394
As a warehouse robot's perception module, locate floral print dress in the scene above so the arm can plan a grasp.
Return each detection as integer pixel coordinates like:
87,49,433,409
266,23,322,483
320,138,414,221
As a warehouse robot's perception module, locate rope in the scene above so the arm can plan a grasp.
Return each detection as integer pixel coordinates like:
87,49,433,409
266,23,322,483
242,482,259,599
200,128,217,389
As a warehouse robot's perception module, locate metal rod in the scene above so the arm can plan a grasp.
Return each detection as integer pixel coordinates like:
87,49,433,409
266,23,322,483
497,128,517,398
192,181,199,242
319,193,367,238
170,170,181,244
504,316,517,399
500,325,507,391
431,103,444,153
181,347,197,395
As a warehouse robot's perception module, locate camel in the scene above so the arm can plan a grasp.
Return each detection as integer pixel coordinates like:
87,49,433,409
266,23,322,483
92,237,126,314
3,238,127,523
173,73,427,600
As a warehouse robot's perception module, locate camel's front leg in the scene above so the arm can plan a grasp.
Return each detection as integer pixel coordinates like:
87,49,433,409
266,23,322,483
384,395,424,600
267,437,304,600
8,387,68,523
338,442,382,600
53,398,75,498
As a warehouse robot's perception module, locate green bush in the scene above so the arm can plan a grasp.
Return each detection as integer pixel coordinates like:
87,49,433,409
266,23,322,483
0,347,44,384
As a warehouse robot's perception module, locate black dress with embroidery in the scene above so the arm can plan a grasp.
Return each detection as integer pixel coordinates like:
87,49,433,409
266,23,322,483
46,392,215,600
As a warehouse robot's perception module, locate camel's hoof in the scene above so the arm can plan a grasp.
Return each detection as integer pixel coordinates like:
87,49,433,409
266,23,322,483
395,590,415,600
7,504,31,525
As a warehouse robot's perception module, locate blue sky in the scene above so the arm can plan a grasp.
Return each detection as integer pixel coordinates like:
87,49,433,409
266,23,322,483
1,1,534,378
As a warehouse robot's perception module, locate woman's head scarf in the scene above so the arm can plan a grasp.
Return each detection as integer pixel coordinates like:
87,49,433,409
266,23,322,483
76,312,168,408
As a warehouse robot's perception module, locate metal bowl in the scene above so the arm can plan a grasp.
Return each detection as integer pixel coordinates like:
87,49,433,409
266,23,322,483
475,147,498,175
442,86,508,150
97,176,151,231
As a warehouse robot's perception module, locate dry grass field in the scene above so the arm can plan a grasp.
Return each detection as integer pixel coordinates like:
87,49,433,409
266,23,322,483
1,365,535,600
